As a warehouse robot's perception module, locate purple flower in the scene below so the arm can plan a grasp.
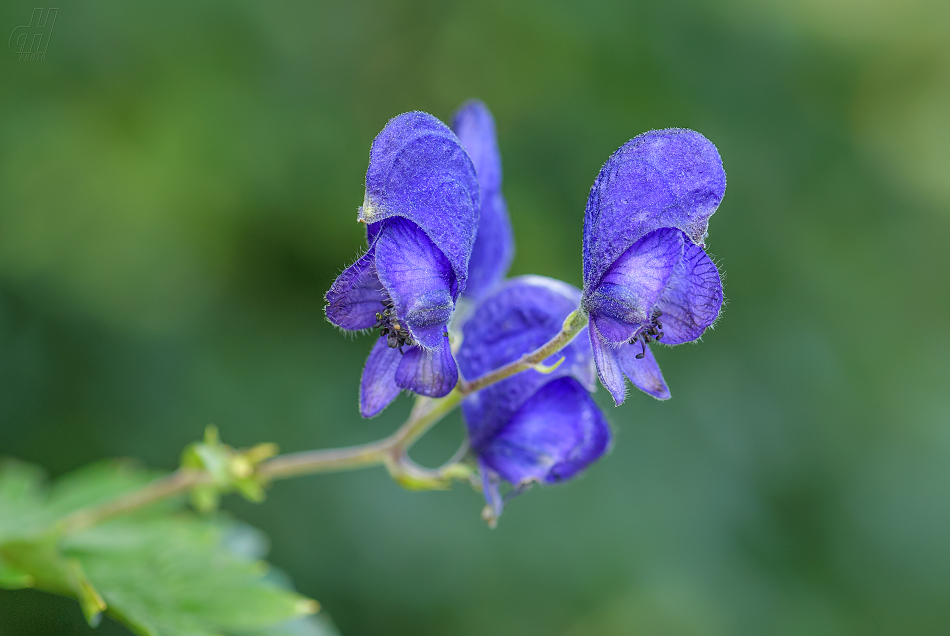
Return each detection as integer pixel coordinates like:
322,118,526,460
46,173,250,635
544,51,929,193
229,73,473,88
451,100,514,301
457,276,610,520
582,129,726,405
325,112,480,417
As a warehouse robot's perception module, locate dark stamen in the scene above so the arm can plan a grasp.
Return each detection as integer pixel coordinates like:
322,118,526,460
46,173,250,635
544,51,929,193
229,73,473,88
628,310,663,358
376,298,416,349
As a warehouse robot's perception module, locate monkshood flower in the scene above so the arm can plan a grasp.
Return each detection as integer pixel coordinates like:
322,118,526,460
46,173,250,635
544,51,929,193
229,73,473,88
457,276,610,522
451,100,514,301
325,112,479,418
581,129,726,405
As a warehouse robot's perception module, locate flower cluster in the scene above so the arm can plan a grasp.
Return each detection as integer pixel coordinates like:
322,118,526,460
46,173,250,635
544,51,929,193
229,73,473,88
325,102,725,518
457,276,609,524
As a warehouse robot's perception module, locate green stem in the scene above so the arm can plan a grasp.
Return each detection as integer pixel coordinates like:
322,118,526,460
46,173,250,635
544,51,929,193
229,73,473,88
59,469,210,534
58,309,589,534
460,309,589,394
256,438,392,481
257,386,464,484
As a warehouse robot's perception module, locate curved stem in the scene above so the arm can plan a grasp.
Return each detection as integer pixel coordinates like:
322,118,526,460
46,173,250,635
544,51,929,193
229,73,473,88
57,309,588,534
460,309,588,394
257,438,392,481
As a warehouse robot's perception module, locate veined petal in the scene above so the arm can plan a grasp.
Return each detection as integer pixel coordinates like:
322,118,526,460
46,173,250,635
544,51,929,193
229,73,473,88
325,246,384,331
360,111,479,294
375,218,455,349
583,129,725,291
359,336,403,418
583,227,684,335
459,276,595,448
478,377,611,486
617,341,670,400
589,321,627,406
452,101,513,300
394,335,458,398
656,238,723,345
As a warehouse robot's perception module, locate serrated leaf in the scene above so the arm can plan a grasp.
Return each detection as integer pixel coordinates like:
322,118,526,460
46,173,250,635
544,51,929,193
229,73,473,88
0,459,322,636
63,517,317,635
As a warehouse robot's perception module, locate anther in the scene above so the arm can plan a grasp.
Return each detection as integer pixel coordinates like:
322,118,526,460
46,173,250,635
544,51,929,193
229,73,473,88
376,298,415,351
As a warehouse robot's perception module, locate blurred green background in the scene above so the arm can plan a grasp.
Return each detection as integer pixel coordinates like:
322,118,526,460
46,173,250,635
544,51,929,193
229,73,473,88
2,0,949,634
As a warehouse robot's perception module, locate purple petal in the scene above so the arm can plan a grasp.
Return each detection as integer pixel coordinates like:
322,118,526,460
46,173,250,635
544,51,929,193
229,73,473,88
583,227,684,340
359,336,403,418
452,101,514,300
617,341,670,400
588,313,638,344
394,334,458,398
359,111,480,295
583,129,725,291
478,377,611,486
452,100,502,193
589,321,627,406
374,217,455,349
465,189,514,301
458,276,595,448
325,246,384,331
656,239,723,345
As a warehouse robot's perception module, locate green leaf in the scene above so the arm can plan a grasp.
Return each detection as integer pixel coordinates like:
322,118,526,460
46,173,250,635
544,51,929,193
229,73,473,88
0,558,35,589
66,558,108,627
0,460,53,541
0,459,321,636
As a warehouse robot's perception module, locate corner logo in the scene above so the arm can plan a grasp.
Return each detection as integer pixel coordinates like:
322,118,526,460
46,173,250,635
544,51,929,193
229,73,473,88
9,8,58,61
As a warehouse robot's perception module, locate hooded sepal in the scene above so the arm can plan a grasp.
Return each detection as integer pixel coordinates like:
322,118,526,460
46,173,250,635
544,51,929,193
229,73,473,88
359,111,480,296
583,128,725,291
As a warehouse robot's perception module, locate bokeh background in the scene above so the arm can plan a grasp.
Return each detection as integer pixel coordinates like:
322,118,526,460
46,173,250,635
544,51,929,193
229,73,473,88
2,0,949,634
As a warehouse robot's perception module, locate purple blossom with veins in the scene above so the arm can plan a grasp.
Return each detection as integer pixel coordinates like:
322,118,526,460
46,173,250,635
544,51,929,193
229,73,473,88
325,111,479,418
457,276,610,522
581,129,726,405
451,100,514,301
